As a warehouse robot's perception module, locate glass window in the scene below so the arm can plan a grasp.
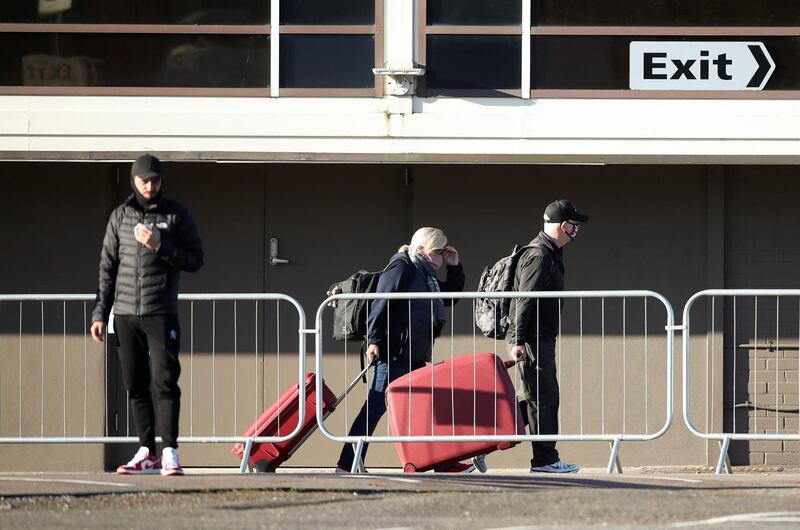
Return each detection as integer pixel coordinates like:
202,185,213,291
0,0,268,25
533,0,800,26
280,0,374,25
531,36,800,90
280,35,374,88
425,35,520,91
427,0,521,26
0,33,269,88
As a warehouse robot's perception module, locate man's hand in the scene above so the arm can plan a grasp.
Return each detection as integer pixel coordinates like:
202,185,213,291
90,321,106,343
134,223,161,251
326,285,341,308
366,344,380,362
509,345,527,362
442,245,459,266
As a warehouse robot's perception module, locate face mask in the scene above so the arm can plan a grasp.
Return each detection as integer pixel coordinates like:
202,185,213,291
562,223,580,241
425,253,444,270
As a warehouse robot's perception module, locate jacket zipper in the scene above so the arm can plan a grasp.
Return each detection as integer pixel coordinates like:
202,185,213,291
136,211,144,316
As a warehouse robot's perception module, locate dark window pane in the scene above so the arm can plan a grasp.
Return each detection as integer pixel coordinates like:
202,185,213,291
532,36,800,90
281,0,374,25
428,0,521,25
0,33,269,88
533,0,800,26
426,35,520,91
280,35,374,88
0,1,268,24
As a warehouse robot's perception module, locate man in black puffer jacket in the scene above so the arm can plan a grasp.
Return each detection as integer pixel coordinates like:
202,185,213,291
90,154,203,476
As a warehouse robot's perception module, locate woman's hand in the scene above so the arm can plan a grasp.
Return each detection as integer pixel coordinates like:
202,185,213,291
442,246,459,266
366,344,380,362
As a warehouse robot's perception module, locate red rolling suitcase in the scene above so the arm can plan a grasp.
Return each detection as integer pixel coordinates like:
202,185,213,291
386,353,523,472
232,364,371,472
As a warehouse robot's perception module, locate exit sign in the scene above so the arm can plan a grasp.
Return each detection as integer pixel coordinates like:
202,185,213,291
630,42,775,90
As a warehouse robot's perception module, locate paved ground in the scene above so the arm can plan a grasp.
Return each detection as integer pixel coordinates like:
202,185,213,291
1,467,800,529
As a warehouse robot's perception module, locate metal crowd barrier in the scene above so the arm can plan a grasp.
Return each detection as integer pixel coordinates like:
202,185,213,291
683,290,800,474
316,291,675,474
0,293,306,474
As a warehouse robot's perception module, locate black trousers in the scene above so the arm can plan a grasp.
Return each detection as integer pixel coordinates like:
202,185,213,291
518,337,560,467
114,314,182,451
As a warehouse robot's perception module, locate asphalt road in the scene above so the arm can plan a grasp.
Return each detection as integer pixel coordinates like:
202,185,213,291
1,469,799,529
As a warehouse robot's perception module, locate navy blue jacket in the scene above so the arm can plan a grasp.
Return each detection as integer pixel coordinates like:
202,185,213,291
367,251,465,364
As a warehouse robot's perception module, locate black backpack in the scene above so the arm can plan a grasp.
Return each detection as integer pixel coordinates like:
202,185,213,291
475,244,534,339
329,270,382,341
328,256,411,342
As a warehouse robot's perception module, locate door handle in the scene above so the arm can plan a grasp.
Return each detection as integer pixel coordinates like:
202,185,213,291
269,237,290,266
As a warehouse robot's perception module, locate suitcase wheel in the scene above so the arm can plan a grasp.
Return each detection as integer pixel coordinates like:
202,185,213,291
254,460,276,473
403,463,417,473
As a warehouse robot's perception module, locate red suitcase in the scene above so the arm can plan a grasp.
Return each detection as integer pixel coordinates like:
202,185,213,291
232,363,372,472
386,353,523,472
231,373,336,472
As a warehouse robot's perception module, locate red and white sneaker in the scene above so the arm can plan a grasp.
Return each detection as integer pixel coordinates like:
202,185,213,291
161,447,184,476
116,447,161,475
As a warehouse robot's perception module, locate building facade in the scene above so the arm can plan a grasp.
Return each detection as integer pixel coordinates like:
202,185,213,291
1,1,798,470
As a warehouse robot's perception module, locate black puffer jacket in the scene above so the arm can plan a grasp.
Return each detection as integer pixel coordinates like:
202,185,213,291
92,194,204,322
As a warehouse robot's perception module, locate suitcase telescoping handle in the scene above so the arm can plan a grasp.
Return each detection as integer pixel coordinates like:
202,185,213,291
331,358,378,410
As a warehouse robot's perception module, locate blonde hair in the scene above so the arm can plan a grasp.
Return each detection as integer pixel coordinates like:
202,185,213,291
399,227,447,253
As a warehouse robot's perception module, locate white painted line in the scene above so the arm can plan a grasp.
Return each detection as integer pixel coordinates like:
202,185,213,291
625,476,703,484
348,474,422,484
0,477,133,488
484,526,543,530
673,511,800,527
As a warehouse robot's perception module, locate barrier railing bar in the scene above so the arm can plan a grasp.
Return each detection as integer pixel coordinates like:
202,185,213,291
623,297,627,436
316,290,675,450
83,302,88,438
682,290,800,450
19,301,22,437
579,297,584,435
644,297,649,435
189,300,194,437
754,296,758,434
234,301,238,436
0,293,307,447
63,300,67,437
776,296,780,433
601,297,605,435
40,301,44,437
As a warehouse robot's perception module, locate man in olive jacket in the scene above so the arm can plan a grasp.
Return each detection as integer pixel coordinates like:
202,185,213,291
90,154,204,476
507,199,588,473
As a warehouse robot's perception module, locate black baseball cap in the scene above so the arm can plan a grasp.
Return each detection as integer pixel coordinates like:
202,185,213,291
543,199,590,223
131,154,163,180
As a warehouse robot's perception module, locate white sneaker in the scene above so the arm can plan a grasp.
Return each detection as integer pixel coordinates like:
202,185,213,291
161,447,184,476
530,460,580,473
472,454,488,474
117,446,161,475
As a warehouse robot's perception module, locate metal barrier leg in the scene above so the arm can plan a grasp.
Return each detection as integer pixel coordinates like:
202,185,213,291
716,437,732,475
239,438,254,474
607,437,623,474
350,439,366,474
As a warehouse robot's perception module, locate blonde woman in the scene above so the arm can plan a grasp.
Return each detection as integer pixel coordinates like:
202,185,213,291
336,227,469,473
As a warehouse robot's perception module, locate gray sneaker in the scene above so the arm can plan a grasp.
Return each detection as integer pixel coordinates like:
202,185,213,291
530,460,580,473
472,454,488,474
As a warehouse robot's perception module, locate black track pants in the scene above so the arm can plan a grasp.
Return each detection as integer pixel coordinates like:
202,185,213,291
114,314,182,451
